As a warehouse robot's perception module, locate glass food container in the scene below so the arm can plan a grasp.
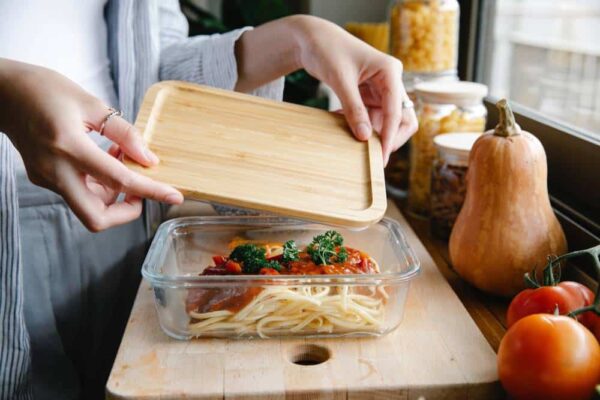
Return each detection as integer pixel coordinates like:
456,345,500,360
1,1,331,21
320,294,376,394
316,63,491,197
430,133,480,240
407,81,487,218
389,0,459,84
142,216,420,340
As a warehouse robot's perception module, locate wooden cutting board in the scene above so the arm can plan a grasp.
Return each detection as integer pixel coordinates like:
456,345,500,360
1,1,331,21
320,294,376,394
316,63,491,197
106,202,501,400
126,81,387,228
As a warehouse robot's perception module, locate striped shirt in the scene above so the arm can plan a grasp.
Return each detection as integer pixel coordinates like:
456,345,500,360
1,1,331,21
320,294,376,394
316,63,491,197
0,1,283,398
0,134,32,399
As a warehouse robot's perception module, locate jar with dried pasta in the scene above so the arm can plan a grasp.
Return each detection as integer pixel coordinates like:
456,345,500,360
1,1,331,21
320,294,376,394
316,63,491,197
407,81,487,218
430,133,479,239
389,0,459,83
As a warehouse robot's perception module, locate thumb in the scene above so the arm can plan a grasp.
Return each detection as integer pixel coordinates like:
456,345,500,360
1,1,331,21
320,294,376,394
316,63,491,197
335,82,372,141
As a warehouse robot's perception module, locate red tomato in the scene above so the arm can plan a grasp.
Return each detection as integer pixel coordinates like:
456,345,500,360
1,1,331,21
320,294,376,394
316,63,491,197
561,281,598,329
212,255,227,266
259,268,279,275
224,260,242,274
507,281,596,329
589,317,600,343
498,314,600,400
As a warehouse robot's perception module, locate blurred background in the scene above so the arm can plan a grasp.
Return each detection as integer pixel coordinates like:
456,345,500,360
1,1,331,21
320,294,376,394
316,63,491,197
182,0,600,137
480,0,600,137
181,0,389,110
177,0,599,216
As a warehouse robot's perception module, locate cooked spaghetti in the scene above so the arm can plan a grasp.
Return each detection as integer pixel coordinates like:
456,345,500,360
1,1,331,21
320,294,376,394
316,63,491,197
185,231,386,338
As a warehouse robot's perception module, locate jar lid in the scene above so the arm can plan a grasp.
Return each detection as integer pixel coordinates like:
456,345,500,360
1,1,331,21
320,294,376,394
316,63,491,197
404,72,458,95
415,81,488,107
433,132,481,161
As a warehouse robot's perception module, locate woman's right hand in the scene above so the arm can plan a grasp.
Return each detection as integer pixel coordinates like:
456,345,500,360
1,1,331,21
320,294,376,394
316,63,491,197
0,59,183,231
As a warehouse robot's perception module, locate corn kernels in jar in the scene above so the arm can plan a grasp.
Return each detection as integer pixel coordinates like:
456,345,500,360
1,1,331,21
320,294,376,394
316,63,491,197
389,0,459,74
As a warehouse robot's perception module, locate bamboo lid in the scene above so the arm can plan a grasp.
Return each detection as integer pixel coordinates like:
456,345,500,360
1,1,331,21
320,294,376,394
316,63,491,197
125,81,387,228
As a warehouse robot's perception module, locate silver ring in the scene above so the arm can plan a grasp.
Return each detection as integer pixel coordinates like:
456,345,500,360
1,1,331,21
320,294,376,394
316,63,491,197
99,108,123,136
401,99,414,109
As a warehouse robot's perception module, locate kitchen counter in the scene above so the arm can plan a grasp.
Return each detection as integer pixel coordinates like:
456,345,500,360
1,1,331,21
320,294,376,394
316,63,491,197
396,200,509,351
106,200,502,399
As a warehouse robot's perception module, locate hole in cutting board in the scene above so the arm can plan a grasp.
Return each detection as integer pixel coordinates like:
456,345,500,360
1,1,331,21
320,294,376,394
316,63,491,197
288,344,331,366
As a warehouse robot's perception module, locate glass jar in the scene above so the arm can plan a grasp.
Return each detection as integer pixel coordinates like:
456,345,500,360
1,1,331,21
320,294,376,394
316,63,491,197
407,81,487,218
384,90,418,198
389,0,459,84
430,133,479,239
385,75,459,198
345,22,390,53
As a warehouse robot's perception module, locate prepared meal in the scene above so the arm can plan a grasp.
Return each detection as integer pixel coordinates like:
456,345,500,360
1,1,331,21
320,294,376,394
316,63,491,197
187,231,383,338
142,217,420,339
389,0,459,76
407,81,487,217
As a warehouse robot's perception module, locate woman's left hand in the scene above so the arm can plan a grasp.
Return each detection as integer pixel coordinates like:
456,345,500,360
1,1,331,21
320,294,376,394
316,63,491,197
295,16,417,165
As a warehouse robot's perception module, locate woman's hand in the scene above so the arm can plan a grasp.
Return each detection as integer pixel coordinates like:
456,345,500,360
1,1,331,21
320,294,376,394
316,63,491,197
0,59,183,231
235,15,418,164
296,17,418,165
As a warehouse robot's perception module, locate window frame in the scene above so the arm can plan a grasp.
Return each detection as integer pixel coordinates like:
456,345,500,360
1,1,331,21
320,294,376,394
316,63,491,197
459,0,600,274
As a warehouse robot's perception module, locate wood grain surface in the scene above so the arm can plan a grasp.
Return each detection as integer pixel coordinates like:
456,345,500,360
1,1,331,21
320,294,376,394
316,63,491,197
106,201,501,400
125,81,387,228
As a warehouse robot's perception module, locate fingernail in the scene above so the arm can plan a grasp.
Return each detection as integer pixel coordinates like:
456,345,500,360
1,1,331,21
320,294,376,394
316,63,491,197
165,192,183,204
145,148,159,165
356,123,372,140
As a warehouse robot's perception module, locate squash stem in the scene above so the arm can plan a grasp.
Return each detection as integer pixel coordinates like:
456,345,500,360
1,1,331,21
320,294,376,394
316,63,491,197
494,99,521,137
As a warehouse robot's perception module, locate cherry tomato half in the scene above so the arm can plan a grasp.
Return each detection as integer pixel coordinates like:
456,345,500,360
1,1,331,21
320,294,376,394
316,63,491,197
498,314,600,400
224,260,242,274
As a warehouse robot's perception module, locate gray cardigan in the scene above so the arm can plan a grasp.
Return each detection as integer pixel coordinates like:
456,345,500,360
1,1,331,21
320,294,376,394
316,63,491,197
0,1,283,398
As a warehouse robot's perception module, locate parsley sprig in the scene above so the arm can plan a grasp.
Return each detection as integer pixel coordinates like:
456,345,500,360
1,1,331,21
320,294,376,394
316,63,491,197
306,230,348,265
282,240,300,262
229,231,349,273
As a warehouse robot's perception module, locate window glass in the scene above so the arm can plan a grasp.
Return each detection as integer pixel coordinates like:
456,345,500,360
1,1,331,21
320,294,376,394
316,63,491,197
479,0,600,139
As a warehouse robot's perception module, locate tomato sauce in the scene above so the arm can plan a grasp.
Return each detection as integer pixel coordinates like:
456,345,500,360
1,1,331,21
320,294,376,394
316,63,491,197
287,248,377,275
186,287,263,314
187,247,378,314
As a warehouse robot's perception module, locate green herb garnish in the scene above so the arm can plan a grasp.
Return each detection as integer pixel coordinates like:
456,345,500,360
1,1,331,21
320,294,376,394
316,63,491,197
229,244,268,274
336,246,348,263
306,230,348,265
263,260,282,271
282,240,300,262
229,244,285,273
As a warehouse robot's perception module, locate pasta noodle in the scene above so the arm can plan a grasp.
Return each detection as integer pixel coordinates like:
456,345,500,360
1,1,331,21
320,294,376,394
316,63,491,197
188,285,387,338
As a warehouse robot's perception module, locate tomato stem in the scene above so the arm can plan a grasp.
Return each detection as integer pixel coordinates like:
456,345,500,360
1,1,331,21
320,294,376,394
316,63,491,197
525,255,561,288
524,271,541,288
570,305,597,318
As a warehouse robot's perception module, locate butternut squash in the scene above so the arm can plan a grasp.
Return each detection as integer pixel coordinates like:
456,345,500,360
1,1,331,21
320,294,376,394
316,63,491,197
449,99,567,297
